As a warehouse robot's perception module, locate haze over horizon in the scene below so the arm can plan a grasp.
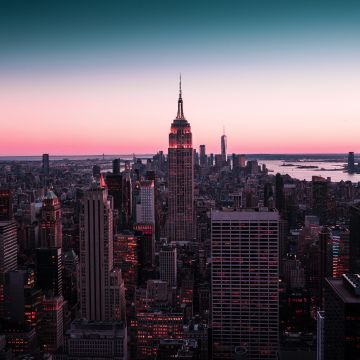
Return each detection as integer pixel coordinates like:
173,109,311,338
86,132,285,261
1,0,360,155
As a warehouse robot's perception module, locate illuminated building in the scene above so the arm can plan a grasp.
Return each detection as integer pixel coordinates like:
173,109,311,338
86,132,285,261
38,295,64,353
134,223,155,268
42,153,50,175
0,221,17,273
211,209,279,360
332,227,350,278
80,182,122,321
167,77,194,242
0,188,12,221
40,189,62,248
4,269,42,328
135,311,183,359
54,319,127,360
324,274,360,359
159,244,177,287
1,322,37,354
36,247,63,296
136,180,155,225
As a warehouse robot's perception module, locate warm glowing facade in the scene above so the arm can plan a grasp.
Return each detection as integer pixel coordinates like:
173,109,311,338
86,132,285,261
167,79,194,242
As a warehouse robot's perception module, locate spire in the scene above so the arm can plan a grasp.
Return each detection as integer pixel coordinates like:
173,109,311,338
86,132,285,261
176,73,185,119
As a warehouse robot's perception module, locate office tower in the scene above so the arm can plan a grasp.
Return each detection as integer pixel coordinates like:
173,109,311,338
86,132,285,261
324,274,360,359
80,183,119,321
54,320,127,360
317,311,325,360
350,205,360,273
0,221,17,273
348,152,355,173
122,173,132,227
106,173,123,212
212,209,279,360
319,226,332,307
39,189,62,248
312,176,328,225
113,158,121,174
63,249,80,309
92,164,101,178
110,268,126,321
215,154,227,169
4,269,42,327
135,311,183,359
199,145,207,167
332,227,350,278
1,323,37,355
114,232,138,311
38,296,64,353
134,223,155,268
136,180,155,225
0,188,12,221
264,183,273,207
275,173,284,213
167,78,194,242
209,153,214,167
42,153,50,175
221,130,227,159
194,149,200,166
159,244,177,287
36,247,62,296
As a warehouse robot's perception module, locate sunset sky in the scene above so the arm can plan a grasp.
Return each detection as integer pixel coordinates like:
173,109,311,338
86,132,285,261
1,0,360,155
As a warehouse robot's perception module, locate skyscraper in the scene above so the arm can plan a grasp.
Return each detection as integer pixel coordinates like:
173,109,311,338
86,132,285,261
348,152,355,173
113,158,121,174
167,77,194,242
199,145,207,167
136,180,155,225
221,129,227,160
350,205,360,273
80,182,120,321
275,173,284,213
0,221,17,273
312,176,328,225
42,154,50,176
159,244,177,287
211,209,279,360
40,190,62,248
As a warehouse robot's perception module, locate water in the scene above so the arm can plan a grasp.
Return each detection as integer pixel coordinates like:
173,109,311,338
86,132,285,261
261,160,360,183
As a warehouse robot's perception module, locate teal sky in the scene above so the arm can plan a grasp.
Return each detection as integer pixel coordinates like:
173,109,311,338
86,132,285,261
1,0,360,155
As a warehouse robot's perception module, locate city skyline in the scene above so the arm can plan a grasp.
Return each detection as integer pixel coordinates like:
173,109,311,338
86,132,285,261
1,0,360,155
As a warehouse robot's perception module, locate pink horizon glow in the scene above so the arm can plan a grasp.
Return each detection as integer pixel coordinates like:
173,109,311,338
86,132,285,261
1,67,360,156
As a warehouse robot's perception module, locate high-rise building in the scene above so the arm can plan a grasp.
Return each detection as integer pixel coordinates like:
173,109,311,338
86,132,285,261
0,188,12,221
275,173,284,213
36,247,63,296
42,153,50,175
350,205,360,273
40,189,62,248
134,223,155,268
79,183,116,321
221,130,227,159
348,152,355,173
312,176,328,225
167,77,194,242
319,226,332,307
199,145,207,167
113,158,121,174
0,221,17,273
136,180,155,225
211,209,279,360
317,311,325,360
324,274,360,359
38,295,64,353
159,244,177,287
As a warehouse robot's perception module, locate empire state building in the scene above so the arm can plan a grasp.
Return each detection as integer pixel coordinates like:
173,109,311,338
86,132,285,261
167,78,194,242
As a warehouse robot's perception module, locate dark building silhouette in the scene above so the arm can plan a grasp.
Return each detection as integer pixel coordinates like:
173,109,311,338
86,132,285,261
42,154,50,175
0,188,12,221
312,176,328,225
264,182,273,207
319,226,332,308
348,152,355,173
92,164,101,179
113,158,121,174
324,274,360,360
350,205,360,273
275,173,284,213
36,247,62,296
